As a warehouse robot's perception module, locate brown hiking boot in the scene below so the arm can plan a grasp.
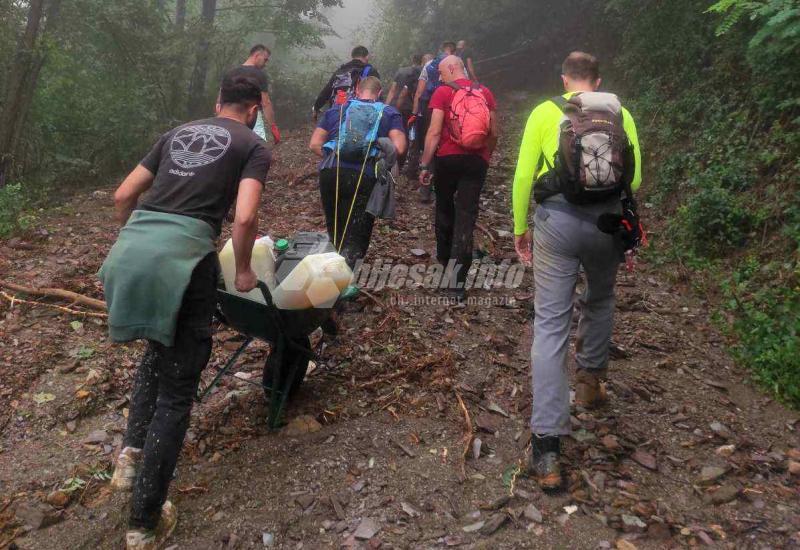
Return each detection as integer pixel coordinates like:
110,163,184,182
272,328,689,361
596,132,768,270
575,369,607,409
527,435,562,491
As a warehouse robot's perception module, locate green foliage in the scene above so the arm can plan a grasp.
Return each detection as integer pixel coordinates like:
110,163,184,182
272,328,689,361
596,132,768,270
722,257,800,406
0,183,35,237
677,185,755,256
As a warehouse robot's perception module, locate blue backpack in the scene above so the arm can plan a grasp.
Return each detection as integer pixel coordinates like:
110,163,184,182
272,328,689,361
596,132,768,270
422,54,446,100
324,100,386,164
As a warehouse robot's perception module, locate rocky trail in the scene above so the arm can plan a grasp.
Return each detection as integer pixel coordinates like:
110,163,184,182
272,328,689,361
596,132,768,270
1,95,799,549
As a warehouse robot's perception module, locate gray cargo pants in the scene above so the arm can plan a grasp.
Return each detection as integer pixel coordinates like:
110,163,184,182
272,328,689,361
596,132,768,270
531,198,621,436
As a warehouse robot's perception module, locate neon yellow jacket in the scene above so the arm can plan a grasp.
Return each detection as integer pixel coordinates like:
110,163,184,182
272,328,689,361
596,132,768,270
511,92,642,236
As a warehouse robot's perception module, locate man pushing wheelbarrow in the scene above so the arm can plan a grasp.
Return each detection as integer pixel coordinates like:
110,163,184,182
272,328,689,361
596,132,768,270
98,73,270,550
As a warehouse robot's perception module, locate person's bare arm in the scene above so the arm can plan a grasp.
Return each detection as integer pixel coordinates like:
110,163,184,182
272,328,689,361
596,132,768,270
261,91,275,127
466,57,478,81
309,127,329,157
388,128,407,158
113,165,155,226
385,82,399,107
232,178,263,292
412,79,426,114
420,109,444,167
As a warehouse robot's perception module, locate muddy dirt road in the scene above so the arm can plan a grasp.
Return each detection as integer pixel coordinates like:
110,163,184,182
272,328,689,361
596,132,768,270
1,96,799,549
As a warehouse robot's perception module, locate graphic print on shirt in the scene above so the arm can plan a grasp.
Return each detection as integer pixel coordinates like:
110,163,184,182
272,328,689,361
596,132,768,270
169,125,232,174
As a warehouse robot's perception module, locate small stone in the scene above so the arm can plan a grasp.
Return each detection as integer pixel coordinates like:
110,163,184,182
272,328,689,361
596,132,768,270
475,414,501,434
262,532,274,547
472,438,482,460
715,444,736,457
296,494,315,510
45,490,69,508
523,504,543,523
621,514,647,534
601,435,621,451
631,450,657,471
615,540,638,550
354,518,380,540
283,415,322,437
710,421,733,439
409,248,428,257
709,484,739,505
788,460,800,476
212,510,225,522
83,430,108,444
65,420,77,433
698,466,727,484
400,502,420,518
479,513,508,535
647,522,671,540
462,520,485,533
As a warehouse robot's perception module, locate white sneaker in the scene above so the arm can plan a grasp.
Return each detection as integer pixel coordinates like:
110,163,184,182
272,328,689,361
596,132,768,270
126,501,177,550
110,446,142,492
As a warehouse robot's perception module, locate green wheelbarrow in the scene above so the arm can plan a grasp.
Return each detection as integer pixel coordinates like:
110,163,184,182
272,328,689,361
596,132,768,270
196,281,332,430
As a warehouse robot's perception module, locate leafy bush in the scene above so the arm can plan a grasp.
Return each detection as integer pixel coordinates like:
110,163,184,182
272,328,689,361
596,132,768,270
722,260,800,406
0,183,35,237
678,185,755,256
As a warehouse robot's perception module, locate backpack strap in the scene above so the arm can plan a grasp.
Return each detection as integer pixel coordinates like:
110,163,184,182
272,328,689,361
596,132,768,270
549,95,569,111
361,64,372,78
445,81,463,92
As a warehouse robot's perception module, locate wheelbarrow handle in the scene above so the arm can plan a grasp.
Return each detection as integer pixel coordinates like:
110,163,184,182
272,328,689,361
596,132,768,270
256,280,275,307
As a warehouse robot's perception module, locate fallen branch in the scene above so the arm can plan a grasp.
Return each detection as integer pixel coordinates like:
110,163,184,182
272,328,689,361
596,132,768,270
291,171,317,186
455,391,473,482
1,291,108,319
475,222,496,243
358,288,387,309
0,281,106,311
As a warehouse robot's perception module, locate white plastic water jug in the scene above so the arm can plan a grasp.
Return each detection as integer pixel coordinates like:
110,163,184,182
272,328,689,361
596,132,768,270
218,236,277,304
271,252,353,310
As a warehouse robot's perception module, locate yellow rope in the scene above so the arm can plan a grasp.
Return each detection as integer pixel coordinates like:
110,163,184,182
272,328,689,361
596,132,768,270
337,105,385,255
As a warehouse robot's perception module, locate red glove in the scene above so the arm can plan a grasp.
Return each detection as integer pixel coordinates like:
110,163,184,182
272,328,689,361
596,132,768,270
270,123,281,144
407,115,417,127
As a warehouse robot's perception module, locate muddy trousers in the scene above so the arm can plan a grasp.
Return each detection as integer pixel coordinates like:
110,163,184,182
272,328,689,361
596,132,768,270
434,155,488,289
124,254,219,530
530,201,620,436
319,167,377,269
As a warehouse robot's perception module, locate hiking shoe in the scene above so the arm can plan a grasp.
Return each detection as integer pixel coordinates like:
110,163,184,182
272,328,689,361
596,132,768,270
575,368,608,409
110,447,142,492
125,501,177,550
528,435,562,491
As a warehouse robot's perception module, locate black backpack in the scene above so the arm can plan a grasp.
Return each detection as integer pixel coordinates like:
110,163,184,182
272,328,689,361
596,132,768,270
329,64,373,105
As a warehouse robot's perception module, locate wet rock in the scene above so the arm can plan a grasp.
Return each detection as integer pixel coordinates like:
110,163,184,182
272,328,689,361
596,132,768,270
283,415,322,437
479,513,508,535
631,450,657,471
15,503,63,530
523,504,543,523
698,466,727,484
83,430,108,444
621,515,647,534
45,490,69,508
354,518,381,540
709,421,733,440
708,485,739,505
475,414,501,434
461,520,485,533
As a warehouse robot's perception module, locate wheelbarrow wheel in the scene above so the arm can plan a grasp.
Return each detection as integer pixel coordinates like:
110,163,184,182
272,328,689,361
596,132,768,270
262,335,311,400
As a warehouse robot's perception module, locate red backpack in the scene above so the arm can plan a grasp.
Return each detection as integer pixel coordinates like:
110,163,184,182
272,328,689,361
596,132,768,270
445,82,491,150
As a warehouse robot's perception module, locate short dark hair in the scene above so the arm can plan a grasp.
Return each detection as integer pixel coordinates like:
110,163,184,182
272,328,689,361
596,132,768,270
250,44,271,56
220,74,261,107
351,45,369,59
562,51,600,81
441,41,457,54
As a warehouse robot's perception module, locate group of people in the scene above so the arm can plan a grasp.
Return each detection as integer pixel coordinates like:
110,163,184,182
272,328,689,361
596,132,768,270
98,38,641,549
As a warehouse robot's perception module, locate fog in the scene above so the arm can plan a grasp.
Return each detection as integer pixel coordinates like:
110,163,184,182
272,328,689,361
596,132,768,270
321,0,376,59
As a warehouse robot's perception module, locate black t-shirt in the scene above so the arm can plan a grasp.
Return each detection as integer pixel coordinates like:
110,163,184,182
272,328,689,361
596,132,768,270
224,65,270,94
393,64,422,111
138,117,270,234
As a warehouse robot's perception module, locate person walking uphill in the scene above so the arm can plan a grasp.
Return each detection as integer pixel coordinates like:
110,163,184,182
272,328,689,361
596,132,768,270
313,46,381,119
511,51,642,490
100,74,270,550
419,55,498,301
221,44,281,144
309,76,407,268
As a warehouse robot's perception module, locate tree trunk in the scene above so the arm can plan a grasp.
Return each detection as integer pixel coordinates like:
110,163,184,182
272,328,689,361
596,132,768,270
175,0,187,30
0,0,45,188
186,0,217,119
